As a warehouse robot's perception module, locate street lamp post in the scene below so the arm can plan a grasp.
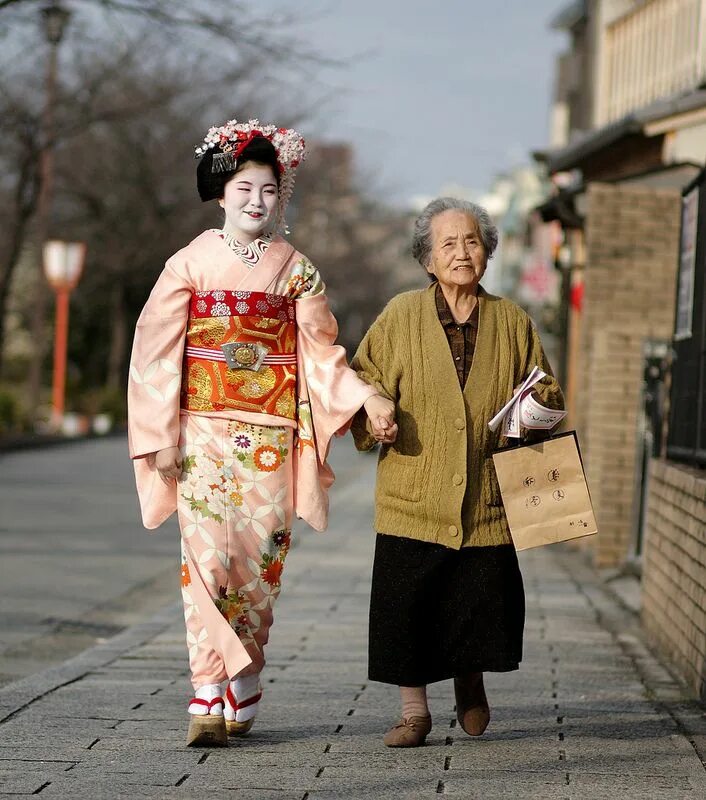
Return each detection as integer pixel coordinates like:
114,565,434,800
43,240,86,430
27,1,72,422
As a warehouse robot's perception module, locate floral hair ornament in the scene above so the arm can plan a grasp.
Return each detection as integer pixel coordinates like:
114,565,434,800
195,118,306,233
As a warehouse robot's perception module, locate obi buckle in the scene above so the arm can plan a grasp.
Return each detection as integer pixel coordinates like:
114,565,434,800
220,342,269,371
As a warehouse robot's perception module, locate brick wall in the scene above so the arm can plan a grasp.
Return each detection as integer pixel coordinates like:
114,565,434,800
574,183,681,566
642,459,706,700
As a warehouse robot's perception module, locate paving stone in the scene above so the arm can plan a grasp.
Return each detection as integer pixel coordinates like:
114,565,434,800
61,763,195,786
0,769,59,794
303,794,445,800
566,771,706,798
0,745,90,761
184,765,318,791
33,779,204,799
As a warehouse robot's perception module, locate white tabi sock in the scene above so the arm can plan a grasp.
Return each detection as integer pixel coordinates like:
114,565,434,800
188,682,224,716
224,673,262,722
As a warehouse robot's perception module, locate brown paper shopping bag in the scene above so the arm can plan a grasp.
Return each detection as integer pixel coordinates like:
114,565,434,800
492,431,598,551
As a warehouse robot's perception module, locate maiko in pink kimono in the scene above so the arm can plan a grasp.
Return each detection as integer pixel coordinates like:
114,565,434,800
127,119,395,747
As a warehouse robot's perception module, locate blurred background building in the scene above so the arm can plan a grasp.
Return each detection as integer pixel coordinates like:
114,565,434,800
291,142,417,352
535,0,706,700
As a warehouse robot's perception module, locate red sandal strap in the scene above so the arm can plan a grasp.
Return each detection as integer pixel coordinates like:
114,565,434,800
225,684,262,711
235,691,262,711
188,696,224,712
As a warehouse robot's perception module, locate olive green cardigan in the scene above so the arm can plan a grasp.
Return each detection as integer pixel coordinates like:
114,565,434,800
350,284,564,549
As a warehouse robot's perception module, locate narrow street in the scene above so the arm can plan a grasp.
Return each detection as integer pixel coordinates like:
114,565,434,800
0,437,177,686
0,438,704,798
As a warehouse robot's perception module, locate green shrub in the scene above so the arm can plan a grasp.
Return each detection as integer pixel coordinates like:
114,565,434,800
98,386,127,425
76,385,127,425
0,390,18,434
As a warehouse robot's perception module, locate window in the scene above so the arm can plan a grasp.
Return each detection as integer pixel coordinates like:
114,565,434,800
666,168,706,467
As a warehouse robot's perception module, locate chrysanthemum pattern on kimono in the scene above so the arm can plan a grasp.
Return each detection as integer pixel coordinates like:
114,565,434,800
280,256,322,298
177,413,293,685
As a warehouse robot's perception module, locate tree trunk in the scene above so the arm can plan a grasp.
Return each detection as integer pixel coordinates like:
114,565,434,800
106,282,127,391
0,152,39,379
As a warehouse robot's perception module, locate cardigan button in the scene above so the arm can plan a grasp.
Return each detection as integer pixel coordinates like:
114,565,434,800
453,473,464,486
454,418,465,430
448,525,459,537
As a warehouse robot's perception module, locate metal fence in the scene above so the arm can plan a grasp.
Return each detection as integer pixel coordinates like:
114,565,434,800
666,167,706,467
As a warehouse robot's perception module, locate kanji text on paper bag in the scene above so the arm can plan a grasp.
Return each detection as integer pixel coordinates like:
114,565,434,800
492,432,598,551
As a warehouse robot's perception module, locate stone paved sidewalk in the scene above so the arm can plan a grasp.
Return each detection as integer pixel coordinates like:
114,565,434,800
0,445,705,799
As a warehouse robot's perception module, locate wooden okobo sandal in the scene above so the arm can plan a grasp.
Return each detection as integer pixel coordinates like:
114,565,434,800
224,683,262,736
185,696,227,747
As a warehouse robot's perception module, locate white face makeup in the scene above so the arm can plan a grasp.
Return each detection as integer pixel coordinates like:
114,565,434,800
219,162,279,244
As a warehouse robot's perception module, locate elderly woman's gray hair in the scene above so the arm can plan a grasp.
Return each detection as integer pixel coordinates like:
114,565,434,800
411,197,499,268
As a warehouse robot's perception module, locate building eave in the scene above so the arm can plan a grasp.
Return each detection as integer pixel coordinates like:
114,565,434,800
545,88,706,174
546,117,643,173
549,0,587,31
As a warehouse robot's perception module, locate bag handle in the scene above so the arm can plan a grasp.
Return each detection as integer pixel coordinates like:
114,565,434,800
505,428,555,446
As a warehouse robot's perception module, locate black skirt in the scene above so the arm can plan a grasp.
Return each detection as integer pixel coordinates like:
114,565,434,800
368,534,525,686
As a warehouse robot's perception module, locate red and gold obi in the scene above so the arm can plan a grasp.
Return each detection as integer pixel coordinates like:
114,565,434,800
180,290,297,420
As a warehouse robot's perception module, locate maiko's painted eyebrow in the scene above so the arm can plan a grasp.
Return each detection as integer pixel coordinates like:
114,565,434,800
233,179,277,187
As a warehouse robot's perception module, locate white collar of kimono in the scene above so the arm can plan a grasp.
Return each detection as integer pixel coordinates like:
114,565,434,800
212,229,272,268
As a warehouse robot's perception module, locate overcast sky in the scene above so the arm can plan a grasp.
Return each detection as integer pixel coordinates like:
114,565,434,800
265,0,570,205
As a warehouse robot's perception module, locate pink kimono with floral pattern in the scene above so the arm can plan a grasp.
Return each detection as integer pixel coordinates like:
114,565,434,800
128,230,375,686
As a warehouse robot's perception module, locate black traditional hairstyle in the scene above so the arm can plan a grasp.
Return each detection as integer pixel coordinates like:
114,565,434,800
196,136,280,202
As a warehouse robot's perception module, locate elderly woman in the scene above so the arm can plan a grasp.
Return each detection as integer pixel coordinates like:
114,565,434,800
351,197,564,747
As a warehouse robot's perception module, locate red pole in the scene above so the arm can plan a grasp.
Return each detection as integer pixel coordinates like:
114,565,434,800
51,287,70,429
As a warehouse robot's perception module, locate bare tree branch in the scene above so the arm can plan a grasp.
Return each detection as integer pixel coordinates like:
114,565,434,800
0,0,345,384
1,0,339,69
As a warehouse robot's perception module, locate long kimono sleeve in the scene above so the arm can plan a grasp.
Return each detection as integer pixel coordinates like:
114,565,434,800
293,286,377,531
127,258,192,528
295,291,377,463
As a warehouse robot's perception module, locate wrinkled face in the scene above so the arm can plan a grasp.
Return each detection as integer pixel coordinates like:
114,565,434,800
219,162,279,243
426,209,487,290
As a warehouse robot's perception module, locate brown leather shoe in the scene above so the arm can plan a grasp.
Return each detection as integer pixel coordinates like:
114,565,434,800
454,672,490,736
383,715,432,747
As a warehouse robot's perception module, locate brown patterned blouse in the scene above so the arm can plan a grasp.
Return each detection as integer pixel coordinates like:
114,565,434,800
434,282,479,388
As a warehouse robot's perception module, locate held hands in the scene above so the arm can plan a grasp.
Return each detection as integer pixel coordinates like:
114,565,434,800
364,394,398,445
155,397,398,477
155,446,182,485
